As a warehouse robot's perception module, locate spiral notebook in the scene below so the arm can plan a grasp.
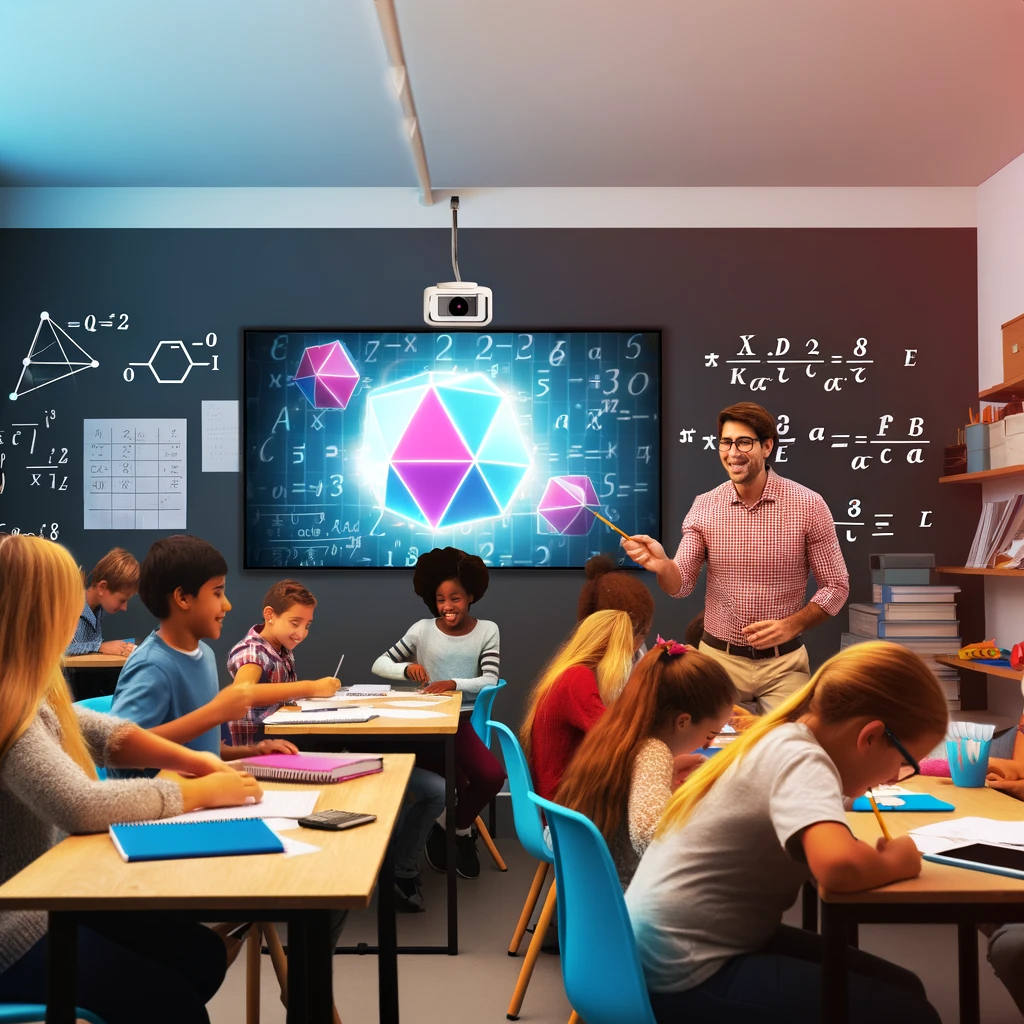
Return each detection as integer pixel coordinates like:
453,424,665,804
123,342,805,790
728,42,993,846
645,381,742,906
238,752,384,783
109,817,284,863
263,708,380,726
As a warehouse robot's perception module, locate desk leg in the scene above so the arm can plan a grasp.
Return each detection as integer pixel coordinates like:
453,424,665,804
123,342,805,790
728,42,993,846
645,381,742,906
46,912,76,1024
820,902,849,1024
286,921,308,1024
378,844,400,1024
958,921,981,1024
801,881,817,931
305,913,334,1024
445,732,458,955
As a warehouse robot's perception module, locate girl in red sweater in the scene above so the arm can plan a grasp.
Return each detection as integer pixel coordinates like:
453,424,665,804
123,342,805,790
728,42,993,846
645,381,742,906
520,609,646,799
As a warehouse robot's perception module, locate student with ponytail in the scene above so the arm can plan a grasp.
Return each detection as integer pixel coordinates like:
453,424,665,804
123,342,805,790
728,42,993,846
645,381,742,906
626,641,948,1024
0,534,261,1024
555,638,736,889
521,608,641,800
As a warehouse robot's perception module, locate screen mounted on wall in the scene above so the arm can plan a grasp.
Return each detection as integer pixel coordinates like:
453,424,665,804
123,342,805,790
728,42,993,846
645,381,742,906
244,330,661,569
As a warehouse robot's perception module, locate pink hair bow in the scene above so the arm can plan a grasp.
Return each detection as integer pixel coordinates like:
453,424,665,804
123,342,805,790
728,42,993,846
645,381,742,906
656,634,688,656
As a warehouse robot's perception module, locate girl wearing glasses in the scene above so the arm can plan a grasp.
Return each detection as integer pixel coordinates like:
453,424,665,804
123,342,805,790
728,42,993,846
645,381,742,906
626,640,947,1024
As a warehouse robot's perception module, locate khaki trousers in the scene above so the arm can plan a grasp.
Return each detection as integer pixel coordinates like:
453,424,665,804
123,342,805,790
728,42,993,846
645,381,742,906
697,641,810,714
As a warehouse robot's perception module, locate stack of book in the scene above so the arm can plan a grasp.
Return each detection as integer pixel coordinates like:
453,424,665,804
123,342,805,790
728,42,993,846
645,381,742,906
840,553,962,709
965,493,1024,568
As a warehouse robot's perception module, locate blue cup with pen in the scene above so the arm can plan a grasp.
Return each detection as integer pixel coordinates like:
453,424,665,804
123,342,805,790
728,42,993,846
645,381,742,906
945,721,995,787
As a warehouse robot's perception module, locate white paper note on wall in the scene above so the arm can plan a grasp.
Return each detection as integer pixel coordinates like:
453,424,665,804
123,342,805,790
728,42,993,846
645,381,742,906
84,418,187,530
201,400,239,472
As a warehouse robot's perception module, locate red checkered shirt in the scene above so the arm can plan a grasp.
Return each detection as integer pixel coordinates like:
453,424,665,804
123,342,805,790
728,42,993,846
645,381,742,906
225,624,297,747
672,469,849,647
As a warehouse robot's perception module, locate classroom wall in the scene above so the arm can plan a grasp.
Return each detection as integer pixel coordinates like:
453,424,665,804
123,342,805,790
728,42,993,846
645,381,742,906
0,186,982,730
977,153,1024,721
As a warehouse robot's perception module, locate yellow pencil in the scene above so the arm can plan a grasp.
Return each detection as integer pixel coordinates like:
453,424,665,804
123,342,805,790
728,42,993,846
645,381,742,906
867,792,892,841
584,506,632,541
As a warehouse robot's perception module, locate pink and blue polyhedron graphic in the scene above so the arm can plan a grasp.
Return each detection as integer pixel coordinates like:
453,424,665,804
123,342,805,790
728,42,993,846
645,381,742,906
537,475,600,534
294,340,360,410
362,372,531,529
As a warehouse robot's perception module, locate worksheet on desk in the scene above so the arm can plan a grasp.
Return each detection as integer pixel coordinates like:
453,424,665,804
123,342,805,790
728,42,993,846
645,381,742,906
909,816,1024,854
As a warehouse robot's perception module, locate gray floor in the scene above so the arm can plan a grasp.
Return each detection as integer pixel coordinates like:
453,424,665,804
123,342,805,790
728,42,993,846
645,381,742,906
207,834,1024,1024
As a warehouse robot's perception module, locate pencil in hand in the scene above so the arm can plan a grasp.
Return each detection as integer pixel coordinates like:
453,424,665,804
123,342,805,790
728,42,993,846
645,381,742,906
867,791,892,842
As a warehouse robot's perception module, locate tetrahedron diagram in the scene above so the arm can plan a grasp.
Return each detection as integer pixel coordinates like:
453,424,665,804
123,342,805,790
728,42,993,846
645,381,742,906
9,312,99,400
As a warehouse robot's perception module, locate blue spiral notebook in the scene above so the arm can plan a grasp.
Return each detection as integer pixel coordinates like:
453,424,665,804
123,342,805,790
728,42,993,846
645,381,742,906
851,794,955,813
109,817,285,862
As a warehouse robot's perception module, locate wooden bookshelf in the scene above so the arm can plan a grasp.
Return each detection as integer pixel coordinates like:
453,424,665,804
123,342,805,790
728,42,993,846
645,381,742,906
934,654,1023,681
939,464,1024,484
935,566,1024,577
980,372,1024,404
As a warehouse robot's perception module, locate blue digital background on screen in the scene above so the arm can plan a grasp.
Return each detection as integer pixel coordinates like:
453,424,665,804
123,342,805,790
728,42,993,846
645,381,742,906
244,330,661,569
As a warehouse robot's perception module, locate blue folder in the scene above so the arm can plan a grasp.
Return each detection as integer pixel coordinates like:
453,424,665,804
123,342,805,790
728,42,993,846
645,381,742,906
851,794,955,812
109,817,285,862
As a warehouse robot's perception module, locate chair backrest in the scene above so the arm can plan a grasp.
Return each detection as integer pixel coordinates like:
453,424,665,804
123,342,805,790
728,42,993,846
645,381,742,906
73,695,113,779
488,720,552,864
469,679,506,747
529,793,657,1024
0,1005,106,1024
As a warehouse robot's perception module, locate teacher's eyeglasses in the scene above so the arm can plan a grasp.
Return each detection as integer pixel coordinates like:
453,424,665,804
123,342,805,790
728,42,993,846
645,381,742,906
718,436,761,452
883,724,920,782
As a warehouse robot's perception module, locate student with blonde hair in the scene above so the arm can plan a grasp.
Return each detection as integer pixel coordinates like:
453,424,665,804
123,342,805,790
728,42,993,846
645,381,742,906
626,641,947,1024
555,639,736,889
521,608,640,799
0,534,261,1023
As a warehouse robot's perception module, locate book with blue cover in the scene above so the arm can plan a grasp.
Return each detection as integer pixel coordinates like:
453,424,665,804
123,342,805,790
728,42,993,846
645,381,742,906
109,817,285,862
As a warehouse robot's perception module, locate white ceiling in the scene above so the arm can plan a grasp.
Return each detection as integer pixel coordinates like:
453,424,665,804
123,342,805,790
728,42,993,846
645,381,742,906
2,0,1023,188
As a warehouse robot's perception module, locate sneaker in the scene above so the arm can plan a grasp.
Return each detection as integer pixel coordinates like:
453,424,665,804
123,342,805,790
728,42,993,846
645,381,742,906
394,875,424,913
424,823,447,873
456,829,480,879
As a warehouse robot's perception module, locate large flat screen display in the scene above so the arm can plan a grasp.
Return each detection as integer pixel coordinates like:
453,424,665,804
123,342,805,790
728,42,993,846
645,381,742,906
244,330,661,569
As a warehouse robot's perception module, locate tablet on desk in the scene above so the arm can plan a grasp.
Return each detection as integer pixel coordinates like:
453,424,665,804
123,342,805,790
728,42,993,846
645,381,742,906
924,842,1024,881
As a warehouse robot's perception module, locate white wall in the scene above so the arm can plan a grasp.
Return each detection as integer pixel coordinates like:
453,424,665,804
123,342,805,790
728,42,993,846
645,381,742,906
978,151,1024,719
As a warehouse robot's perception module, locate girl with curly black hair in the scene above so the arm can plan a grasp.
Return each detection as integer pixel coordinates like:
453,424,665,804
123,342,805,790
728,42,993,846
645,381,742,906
372,547,505,891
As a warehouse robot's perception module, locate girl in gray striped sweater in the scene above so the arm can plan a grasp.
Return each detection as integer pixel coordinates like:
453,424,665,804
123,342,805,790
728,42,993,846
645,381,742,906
0,534,262,1024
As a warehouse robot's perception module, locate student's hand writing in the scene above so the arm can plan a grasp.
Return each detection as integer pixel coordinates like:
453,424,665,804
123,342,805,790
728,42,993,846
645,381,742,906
180,771,263,812
307,676,341,698
99,640,135,657
404,663,430,684
255,738,299,756
986,757,1023,782
210,681,259,721
672,753,707,788
986,777,1024,801
420,680,457,695
742,618,798,649
875,834,923,880
620,534,669,571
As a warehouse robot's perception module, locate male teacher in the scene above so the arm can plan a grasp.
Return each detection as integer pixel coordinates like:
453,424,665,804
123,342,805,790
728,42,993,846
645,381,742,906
623,401,849,712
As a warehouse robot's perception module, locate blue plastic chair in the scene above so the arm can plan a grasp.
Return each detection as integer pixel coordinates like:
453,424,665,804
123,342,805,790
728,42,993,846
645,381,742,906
470,679,507,840
489,720,556,1019
74,695,113,780
0,1004,107,1023
530,792,657,1024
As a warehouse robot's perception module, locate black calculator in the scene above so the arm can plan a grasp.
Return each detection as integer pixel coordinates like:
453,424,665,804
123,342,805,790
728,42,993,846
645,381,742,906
297,810,377,831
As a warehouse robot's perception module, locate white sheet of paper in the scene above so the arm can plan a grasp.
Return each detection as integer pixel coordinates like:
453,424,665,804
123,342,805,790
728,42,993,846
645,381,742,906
142,789,320,826
909,816,1024,853
263,708,377,724
371,707,448,719
347,684,392,695
201,400,239,472
280,835,321,857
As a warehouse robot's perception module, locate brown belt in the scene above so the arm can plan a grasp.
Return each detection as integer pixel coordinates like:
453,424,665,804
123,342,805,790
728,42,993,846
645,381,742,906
701,631,803,661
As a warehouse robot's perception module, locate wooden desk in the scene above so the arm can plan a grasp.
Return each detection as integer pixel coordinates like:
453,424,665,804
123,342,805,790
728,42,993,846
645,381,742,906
818,776,1024,1024
62,654,128,669
267,691,462,955
0,753,415,1024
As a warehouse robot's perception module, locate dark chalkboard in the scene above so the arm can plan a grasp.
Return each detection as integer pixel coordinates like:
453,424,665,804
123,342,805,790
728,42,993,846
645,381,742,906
0,227,982,725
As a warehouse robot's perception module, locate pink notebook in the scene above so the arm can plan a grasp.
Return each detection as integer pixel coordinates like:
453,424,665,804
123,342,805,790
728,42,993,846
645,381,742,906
238,753,383,783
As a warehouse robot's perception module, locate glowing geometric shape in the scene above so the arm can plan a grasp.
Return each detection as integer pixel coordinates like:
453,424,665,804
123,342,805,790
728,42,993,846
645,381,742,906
364,371,532,529
393,461,472,528
392,389,472,462
294,340,359,410
439,464,500,527
10,311,98,401
538,475,600,535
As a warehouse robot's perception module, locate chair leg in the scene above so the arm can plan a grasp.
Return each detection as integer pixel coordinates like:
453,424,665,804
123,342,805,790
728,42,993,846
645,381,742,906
506,881,558,1020
476,815,508,871
246,925,262,1024
509,861,549,955
568,1013,581,1024
262,923,343,1024
489,793,498,837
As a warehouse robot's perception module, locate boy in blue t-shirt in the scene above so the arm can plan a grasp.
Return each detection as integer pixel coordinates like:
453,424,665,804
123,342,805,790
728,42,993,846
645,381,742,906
111,535,295,776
